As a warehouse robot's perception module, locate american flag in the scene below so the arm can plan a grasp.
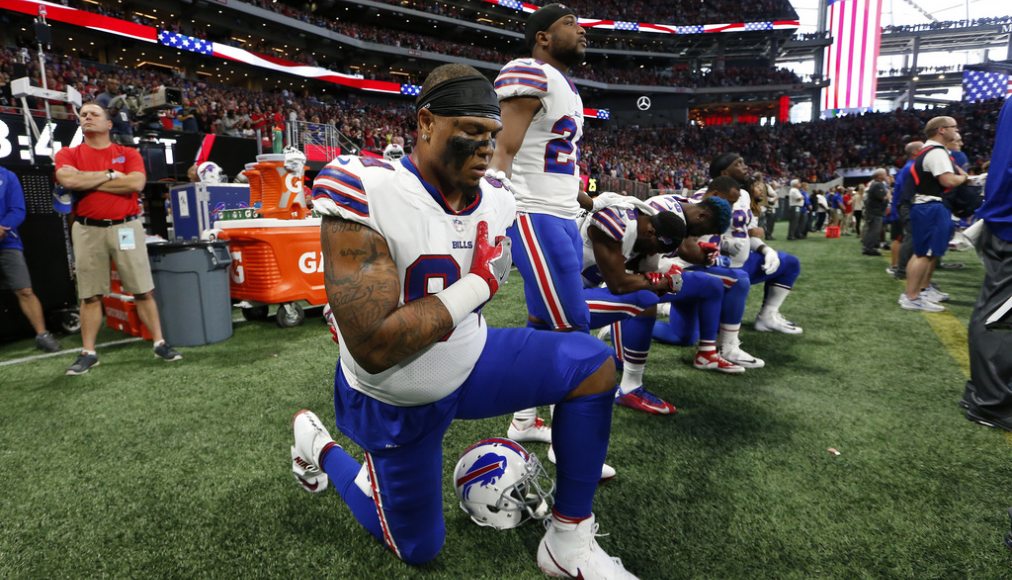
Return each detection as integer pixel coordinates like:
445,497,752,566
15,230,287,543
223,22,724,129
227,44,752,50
822,0,883,112
744,21,774,31
613,21,639,32
158,31,213,56
675,25,705,34
962,70,1010,103
400,84,422,97
584,108,610,120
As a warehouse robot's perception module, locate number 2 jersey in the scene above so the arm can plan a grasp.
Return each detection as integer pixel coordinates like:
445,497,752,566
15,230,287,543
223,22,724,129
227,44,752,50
495,58,584,220
312,155,516,407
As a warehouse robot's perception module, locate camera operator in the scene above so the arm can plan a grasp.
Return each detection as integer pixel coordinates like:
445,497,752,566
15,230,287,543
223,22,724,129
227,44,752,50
107,83,140,144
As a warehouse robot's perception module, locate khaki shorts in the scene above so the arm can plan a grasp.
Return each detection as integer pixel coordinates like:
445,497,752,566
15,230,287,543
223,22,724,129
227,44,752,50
71,219,154,299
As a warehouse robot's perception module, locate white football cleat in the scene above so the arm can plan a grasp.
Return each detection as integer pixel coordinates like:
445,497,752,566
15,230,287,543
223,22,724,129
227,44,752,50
754,311,803,334
547,445,616,481
537,514,638,579
507,416,553,444
291,409,337,493
719,336,765,369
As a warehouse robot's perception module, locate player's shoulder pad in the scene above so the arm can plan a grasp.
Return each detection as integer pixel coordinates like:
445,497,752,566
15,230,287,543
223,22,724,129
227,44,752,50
646,194,679,214
589,205,633,242
495,58,549,100
312,155,395,220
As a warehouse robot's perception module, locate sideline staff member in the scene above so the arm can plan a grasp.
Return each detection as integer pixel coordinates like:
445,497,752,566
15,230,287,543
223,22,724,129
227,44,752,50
0,166,61,351
55,103,181,375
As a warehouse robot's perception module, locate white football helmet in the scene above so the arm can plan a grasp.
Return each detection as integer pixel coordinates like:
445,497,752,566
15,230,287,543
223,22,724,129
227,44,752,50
197,161,223,184
383,143,405,161
283,146,307,173
454,438,554,530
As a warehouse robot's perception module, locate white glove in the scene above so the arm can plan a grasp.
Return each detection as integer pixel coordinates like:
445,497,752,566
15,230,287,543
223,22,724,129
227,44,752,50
591,192,628,212
483,169,515,197
761,246,780,274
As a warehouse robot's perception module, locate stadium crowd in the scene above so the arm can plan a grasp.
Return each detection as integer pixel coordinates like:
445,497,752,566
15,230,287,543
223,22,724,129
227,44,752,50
1,36,1002,190
583,99,1003,188
33,0,808,90
365,0,797,25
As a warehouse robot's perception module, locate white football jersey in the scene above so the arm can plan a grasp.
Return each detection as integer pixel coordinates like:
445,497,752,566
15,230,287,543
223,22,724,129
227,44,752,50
691,186,755,268
578,202,680,287
495,58,584,219
312,155,516,406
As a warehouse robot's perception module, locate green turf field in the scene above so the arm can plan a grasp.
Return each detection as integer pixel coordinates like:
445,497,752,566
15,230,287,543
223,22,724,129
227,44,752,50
2,232,1010,578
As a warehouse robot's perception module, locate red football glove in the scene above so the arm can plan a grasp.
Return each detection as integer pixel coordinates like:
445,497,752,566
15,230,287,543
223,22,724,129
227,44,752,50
644,271,675,295
469,221,512,298
664,264,684,294
698,241,720,265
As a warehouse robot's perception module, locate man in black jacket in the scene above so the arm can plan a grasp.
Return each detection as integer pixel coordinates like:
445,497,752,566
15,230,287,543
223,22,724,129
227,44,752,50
862,169,889,255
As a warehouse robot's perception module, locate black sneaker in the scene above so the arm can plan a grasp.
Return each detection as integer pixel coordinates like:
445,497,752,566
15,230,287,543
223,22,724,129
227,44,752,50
965,406,1012,433
154,342,182,362
66,352,99,375
939,262,965,270
35,332,61,353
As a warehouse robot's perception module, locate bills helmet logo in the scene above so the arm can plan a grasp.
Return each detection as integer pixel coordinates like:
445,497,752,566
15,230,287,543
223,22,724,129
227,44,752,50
455,452,507,500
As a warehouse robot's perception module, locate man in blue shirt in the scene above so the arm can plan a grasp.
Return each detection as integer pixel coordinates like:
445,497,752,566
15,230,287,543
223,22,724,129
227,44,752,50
0,167,61,351
963,98,1012,432
887,141,923,277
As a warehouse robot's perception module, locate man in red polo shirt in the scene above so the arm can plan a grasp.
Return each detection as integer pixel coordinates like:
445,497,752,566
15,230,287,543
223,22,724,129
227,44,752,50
55,102,181,375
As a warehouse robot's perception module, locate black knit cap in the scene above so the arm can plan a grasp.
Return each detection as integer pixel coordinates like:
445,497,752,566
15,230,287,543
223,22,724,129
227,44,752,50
525,3,577,51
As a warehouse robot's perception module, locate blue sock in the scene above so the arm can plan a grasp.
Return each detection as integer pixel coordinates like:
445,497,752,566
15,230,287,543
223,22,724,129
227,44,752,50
551,389,615,519
320,444,384,541
619,315,653,364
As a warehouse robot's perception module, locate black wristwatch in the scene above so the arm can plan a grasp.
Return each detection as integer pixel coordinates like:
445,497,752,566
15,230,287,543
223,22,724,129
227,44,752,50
105,169,115,182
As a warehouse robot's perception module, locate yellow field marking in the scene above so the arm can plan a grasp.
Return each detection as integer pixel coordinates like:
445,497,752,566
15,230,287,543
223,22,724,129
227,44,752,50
922,311,971,378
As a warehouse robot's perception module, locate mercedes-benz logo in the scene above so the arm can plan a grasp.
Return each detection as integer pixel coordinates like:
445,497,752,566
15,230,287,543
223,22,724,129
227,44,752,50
636,96,652,111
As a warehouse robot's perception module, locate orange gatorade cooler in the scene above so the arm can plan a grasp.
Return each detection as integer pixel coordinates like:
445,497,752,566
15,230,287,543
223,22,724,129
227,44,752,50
215,217,326,326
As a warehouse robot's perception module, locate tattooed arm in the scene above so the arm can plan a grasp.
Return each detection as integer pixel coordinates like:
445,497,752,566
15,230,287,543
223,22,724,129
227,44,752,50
321,215,455,374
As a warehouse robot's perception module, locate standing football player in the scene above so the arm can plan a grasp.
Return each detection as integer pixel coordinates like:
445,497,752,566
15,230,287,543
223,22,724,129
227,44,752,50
489,4,623,474
293,64,636,579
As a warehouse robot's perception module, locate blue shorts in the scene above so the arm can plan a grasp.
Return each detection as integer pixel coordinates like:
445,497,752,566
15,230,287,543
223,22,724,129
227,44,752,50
333,327,611,452
910,202,952,257
508,213,589,331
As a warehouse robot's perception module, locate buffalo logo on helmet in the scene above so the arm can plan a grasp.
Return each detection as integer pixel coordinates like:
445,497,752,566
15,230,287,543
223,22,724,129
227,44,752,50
456,452,508,500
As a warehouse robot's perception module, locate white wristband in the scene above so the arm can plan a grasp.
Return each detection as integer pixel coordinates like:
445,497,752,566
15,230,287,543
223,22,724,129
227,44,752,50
435,273,491,326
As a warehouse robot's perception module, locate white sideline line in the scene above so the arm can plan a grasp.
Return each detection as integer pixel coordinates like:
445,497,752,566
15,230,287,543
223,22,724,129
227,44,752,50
0,338,143,367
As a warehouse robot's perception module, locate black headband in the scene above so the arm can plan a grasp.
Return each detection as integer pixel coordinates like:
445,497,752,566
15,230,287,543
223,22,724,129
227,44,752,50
416,76,500,121
525,3,577,50
709,152,742,178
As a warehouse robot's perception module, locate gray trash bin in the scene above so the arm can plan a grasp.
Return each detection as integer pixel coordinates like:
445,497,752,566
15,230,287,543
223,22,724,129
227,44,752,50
148,241,233,346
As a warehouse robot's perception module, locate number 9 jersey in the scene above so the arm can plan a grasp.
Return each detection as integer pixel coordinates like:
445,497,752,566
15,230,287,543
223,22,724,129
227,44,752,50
495,58,584,220
312,155,516,407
